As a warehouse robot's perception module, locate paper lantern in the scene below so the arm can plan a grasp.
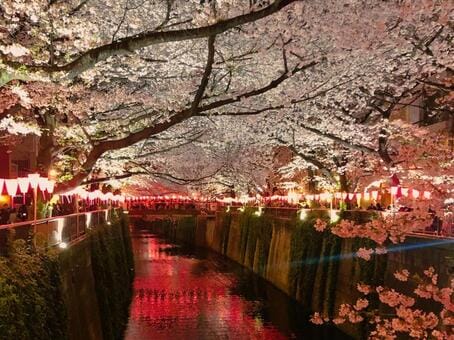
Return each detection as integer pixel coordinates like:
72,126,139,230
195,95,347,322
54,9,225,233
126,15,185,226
391,186,398,196
38,177,49,192
342,193,348,200
348,193,355,200
371,191,379,200
17,178,30,194
46,180,55,194
314,194,320,201
4,179,18,196
423,191,431,199
363,192,370,200
306,195,314,201
412,189,420,199
335,192,342,199
401,188,409,197
28,173,40,190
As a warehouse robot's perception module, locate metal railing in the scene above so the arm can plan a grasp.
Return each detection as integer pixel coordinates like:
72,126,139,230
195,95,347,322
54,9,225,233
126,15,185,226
0,209,114,254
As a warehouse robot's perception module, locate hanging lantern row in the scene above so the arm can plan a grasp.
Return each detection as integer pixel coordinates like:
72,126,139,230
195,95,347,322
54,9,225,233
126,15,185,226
305,187,431,202
125,195,210,202
62,187,125,202
216,186,431,205
0,174,55,196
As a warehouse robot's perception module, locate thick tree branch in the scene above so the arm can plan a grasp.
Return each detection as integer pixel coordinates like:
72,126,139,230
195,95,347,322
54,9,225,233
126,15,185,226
2,0,297,78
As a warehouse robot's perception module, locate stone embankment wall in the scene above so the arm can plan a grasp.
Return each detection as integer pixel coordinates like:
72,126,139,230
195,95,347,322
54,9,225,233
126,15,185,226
137,209,453,338
0,211,134,340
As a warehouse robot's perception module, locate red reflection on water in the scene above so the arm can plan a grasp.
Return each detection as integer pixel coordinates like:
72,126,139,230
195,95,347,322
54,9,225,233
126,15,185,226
124,234,287,340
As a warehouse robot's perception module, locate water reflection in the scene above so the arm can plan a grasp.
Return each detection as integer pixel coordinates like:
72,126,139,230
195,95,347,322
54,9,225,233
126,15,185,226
124,228,350,340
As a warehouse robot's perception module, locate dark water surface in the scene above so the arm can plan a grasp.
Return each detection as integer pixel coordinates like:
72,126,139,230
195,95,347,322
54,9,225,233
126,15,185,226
124,227,350,340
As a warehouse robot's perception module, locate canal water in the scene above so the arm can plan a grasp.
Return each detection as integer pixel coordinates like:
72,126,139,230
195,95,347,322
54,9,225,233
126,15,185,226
124,227,350,340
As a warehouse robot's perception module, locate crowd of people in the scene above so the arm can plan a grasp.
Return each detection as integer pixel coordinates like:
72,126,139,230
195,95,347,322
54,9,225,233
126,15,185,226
0,203,29,224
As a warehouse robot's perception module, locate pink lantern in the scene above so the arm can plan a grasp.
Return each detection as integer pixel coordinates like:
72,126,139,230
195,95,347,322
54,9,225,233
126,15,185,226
28,173,40,190
306,195,314,201
38,177,49,192
356,193,362,199
348,193,355,200
423,191,431,199
46,180,55,194
412,189,420,199
335,192,342,199
5,179,18,196
342,193,348,200
371,191,379,200
401,188,409,197
314,194,320,201
17,178,30,194
391,186,398,196
363,192,370,200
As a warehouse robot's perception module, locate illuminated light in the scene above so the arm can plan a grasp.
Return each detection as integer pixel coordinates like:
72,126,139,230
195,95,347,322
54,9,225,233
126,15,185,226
299,209,307,221
342,193,348,200
56,217,65,244
28,173,40,190
348,193,355,200
314,194,320,201
0,179,3,193
0,195,9,204
412,189,420,199
371,191,379,200
401,188,409,197
363,192,370,200
391,186,398,196
105,192,114,201
330,210,340,223
105,210,109,221
423,191,431,199
58,242,68,249
123,210,129,214
335,192,342,199
306,195,314,201
356,193,362,199
17,178,30,193
107,221,112,225
4,179,18,196
254,207,264,217
48,169,58,178
287,191,300,204
86,212,92,228
238,206,245,212
226,206,231,213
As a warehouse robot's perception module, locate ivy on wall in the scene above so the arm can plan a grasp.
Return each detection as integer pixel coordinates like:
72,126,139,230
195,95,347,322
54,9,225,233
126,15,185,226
0,211,134,340
0,241,67,339
89,212,135,340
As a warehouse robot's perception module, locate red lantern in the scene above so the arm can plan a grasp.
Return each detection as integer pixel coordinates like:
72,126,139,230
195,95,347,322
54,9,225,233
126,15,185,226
391,186,398,196
28,173,40,190
412,189,420,199
401,188,409,197
5,179,18,196
38,177,49,192
371,191,379,200
17,178,30,194
423,191,431,199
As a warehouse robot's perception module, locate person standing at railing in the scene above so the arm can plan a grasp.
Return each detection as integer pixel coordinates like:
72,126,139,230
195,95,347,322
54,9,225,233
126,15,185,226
18,204,28,221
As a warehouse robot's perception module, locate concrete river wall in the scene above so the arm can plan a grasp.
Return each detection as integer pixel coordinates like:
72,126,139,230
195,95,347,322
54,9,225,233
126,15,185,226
136,209,453,338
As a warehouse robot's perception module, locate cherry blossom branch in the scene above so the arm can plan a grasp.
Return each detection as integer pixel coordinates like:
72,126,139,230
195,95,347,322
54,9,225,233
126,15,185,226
1,0,298,78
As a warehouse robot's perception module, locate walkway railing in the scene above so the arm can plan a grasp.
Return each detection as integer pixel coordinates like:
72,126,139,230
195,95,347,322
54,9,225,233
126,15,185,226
0,209,114,254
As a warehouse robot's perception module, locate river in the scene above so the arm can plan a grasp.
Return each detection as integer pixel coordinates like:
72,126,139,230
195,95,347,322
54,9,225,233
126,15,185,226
124,226,350,340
